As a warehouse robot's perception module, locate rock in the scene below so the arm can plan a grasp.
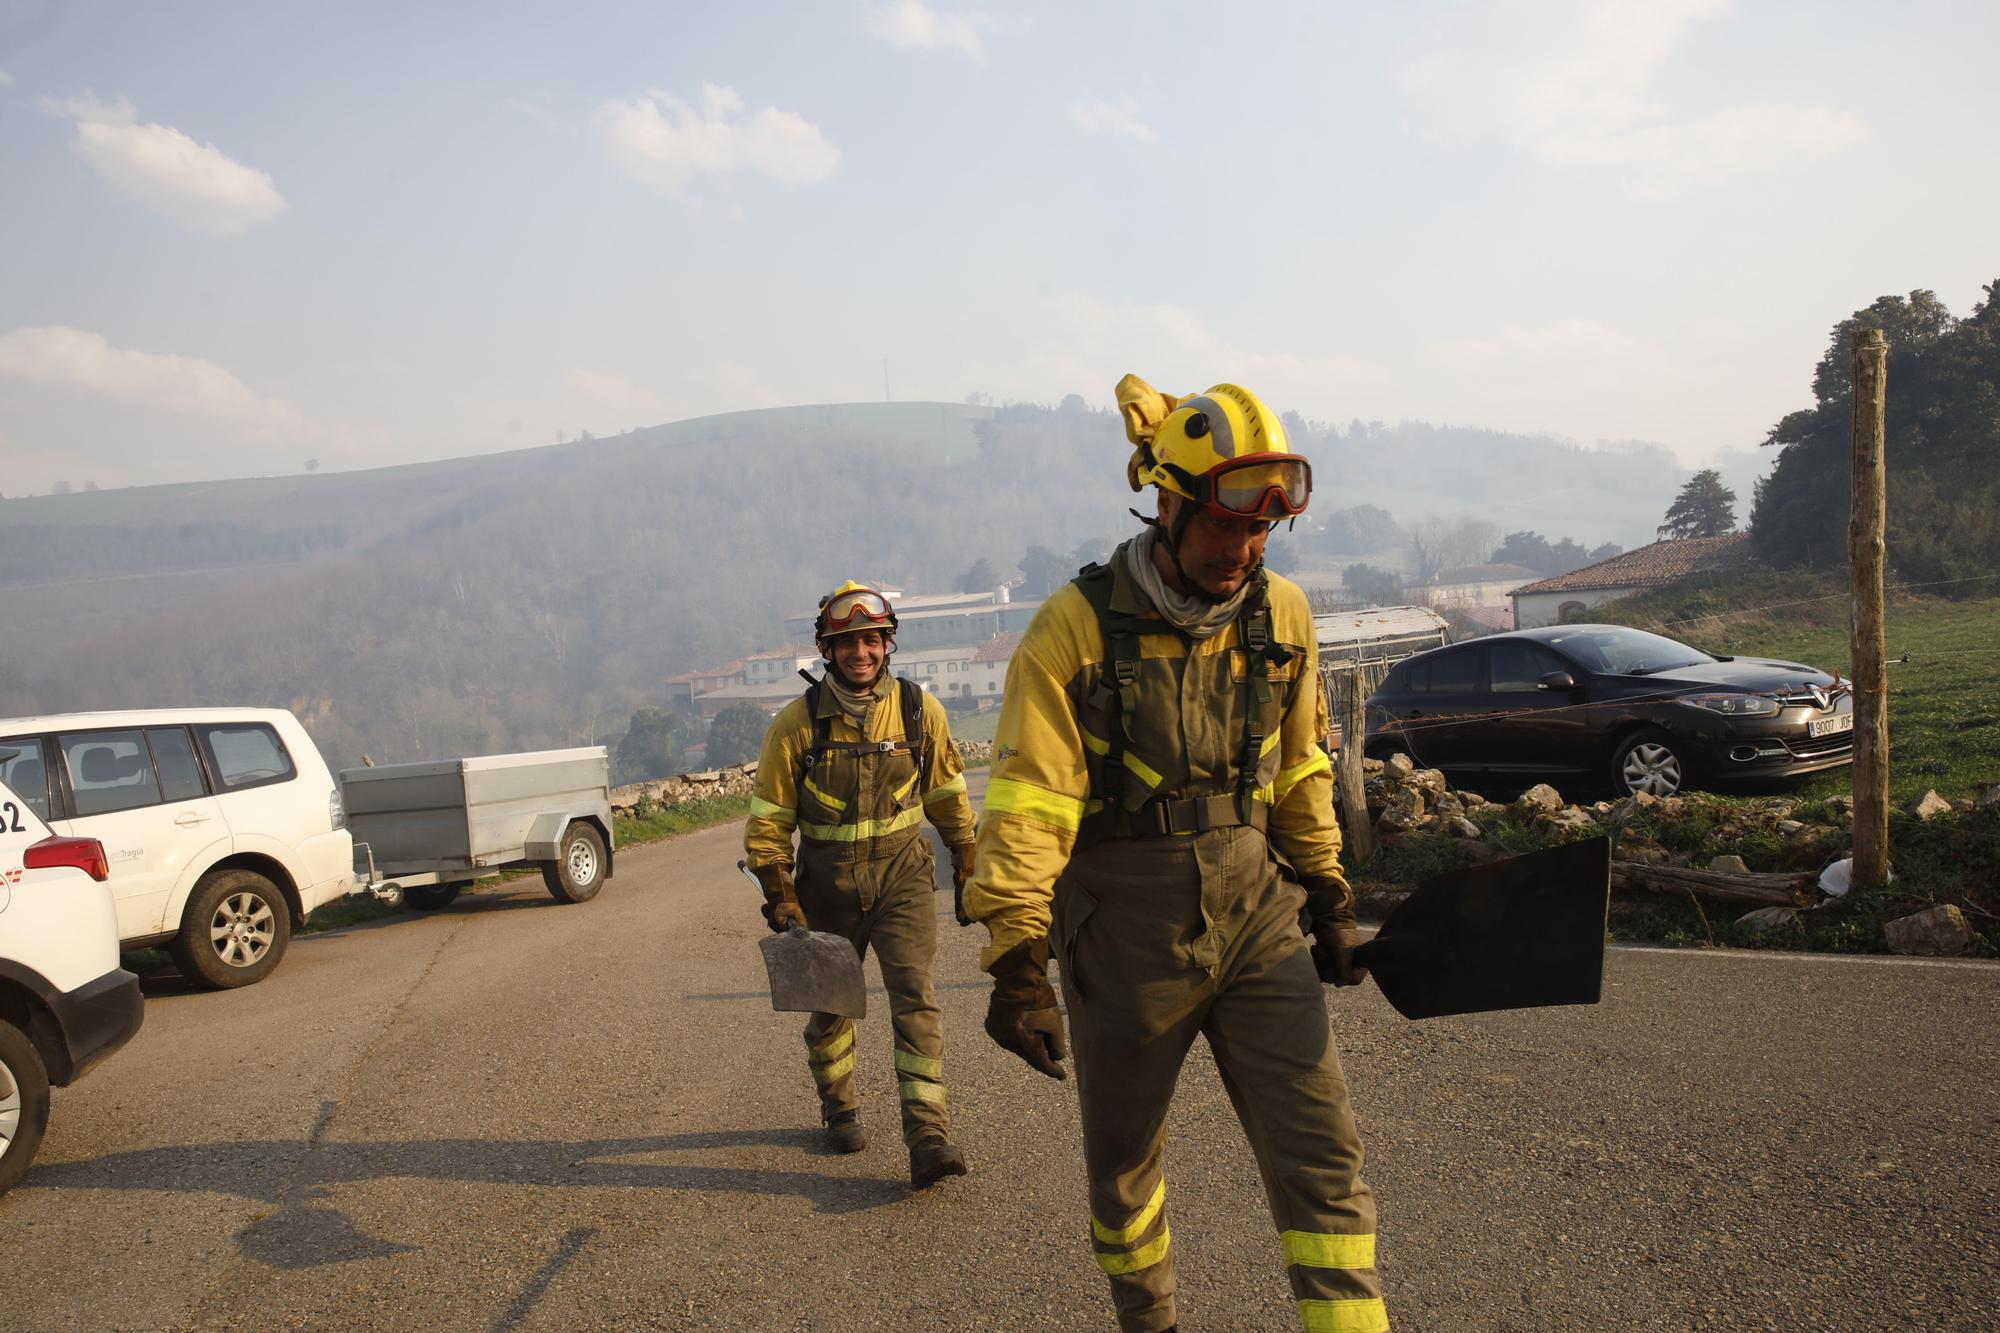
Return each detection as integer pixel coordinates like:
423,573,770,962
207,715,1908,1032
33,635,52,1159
1953,799,1975,815
1736,905,1801,932
1708,854,1751,875
1590,801,1616,818
1631,790,1662,811
1514,783,1564,815
1448,816,1482,840
1534,806,1597,835
1435,794,1465,821
1977,784,2000,808
1376,786,1426,831
1405,768,1448,803
1384,752,1415,782
1883,905,1974,957
1824,794,1855,814
1776,819,1805,834
1459,791,1490,809
1614,838,1670,866
1911,790,1954,821
1361,757,1384,776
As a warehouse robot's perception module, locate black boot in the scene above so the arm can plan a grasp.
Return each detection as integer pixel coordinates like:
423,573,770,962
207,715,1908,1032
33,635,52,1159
908,1133,967,1187
824,1111,867,1154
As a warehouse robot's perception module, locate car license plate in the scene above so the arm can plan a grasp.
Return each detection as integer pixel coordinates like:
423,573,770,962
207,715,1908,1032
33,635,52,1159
1810,713,1855,737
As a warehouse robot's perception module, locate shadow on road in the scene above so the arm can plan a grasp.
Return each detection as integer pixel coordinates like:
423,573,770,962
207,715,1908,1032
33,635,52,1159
25,1126,911,1258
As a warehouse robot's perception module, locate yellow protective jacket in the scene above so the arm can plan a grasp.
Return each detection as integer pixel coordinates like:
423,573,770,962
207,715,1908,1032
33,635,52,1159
745,678,976,876
963,564,1345,969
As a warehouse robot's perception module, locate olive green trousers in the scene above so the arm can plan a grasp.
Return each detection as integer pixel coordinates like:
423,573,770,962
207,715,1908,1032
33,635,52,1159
797,834,949,1147
1052,826,1386,1333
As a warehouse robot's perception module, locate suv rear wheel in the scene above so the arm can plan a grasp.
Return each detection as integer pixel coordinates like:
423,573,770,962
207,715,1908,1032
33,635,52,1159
0,1020,51,1197
173,869,291,990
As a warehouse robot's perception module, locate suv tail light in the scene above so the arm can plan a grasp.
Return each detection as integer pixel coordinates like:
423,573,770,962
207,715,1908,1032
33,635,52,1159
24,834,111,882
330,787,346,831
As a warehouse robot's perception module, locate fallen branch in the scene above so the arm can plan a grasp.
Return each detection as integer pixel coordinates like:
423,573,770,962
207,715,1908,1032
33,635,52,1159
1611,862,1816,908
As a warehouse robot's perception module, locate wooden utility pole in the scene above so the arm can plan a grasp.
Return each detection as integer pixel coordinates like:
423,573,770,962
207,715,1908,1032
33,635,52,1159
1335,670,1375,863
1849,328,1890,886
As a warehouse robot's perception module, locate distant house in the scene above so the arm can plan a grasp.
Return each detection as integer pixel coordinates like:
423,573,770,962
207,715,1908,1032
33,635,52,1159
968,631,1025,701
1510,533,1754,629
1421,563,1538,621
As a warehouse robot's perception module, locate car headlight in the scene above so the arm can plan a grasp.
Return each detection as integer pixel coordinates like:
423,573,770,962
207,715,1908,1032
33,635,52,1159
1686,693,1780,717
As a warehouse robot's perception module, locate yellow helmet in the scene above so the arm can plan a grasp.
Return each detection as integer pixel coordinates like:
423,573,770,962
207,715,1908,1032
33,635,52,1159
1115,375,1312,520
814,581,897,643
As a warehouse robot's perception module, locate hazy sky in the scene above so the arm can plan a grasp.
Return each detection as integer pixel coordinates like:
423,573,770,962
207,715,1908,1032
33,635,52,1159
2,0,1996,492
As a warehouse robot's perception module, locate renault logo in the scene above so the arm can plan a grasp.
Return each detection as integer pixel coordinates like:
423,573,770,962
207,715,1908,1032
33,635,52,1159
1809,685,1830,710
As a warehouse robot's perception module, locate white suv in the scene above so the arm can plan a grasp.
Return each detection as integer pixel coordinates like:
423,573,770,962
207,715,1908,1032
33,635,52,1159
1,776,144,1196
0,710,353,990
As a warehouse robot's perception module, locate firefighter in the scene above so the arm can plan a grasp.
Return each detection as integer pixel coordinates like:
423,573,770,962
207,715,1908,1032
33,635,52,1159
962,378,1387,1332
743,581,978,1187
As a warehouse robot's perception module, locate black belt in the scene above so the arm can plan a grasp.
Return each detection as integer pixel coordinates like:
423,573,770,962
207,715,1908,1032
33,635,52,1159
1125,794,1269,838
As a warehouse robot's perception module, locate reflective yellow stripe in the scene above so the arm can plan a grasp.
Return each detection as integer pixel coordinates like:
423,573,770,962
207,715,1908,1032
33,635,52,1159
1095,1226,1170,1276
749,796,796,825
812,1051,855,1086
894,1049,943,1080
898,1079,948,1106
1092,1178,1167,1245
1282,1231,1376,1270
893,771,921,803
809,1027,854,1062
1273,749,1333,803
1261,729,1284,759
985,778,1086,833
1121,750,1163,788
1297,1297,1389,1333
923,773,966,802
798,806,924,842
1080,729,1109,756
803,775,846,812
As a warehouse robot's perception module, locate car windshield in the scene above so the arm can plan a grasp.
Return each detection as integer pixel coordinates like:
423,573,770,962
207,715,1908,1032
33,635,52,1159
1542,627,1716,676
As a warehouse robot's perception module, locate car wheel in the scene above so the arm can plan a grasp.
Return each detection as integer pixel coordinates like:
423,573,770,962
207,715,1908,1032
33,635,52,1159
404,883,461,911
542,822,607,904
172,869,292,990
0,1020,51,1198
1613,729,1686,798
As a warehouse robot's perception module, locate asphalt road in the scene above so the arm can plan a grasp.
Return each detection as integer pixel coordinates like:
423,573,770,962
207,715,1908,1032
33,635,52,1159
4,783,1997,1331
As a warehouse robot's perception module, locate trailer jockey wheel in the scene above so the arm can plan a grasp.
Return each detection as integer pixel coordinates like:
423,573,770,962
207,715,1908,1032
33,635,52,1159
543,822,607,904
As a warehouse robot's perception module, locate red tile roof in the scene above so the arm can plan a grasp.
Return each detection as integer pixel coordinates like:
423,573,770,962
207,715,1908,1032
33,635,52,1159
971,631,1025,664
1511,533,1753,595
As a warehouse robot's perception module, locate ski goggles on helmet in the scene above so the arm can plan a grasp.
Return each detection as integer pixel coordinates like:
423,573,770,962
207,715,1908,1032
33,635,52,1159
1171,453,1313,521
818,586,895,635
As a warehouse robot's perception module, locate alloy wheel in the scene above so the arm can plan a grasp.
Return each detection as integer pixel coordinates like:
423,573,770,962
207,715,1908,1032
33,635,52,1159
1621,743,1683,797
0,1057,19,1152
209,890,276,968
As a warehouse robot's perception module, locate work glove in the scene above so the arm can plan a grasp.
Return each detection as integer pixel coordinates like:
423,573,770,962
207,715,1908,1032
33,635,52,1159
1300,874,1367,988
751,863,809,934
984,938,1068,1079
949,842,976,927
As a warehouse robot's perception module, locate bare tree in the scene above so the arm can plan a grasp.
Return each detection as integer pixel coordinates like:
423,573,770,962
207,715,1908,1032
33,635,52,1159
1406,516,1499,581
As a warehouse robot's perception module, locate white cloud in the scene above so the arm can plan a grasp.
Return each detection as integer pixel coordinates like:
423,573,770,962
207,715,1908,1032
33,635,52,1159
39,93,287,235
0,325,310,438
863,1,989,58
1070,98,1158,144
594,85,839,192
1395,0,1865,198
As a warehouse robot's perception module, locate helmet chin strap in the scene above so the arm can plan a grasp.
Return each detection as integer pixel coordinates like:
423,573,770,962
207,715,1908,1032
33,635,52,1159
1130,501,1265,606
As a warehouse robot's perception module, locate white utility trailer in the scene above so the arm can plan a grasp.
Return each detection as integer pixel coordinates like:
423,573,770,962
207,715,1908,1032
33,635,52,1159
343,747,614,911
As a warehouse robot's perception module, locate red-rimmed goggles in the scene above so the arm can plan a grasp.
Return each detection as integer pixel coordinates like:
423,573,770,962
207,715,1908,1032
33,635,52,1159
1167,453,1312,521
818,587,896,635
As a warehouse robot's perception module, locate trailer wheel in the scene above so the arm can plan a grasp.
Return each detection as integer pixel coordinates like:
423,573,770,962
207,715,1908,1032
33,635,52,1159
543,822,606,904
404,884,461,911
